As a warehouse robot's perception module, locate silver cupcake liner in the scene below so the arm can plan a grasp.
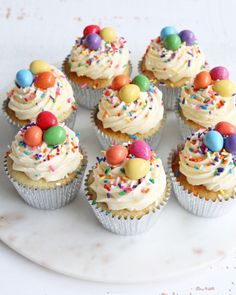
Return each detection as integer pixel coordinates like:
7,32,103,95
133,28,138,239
85,169,171,235
4,147,88,210
90,107,166,150
168,144,236,217
2,98,77,131
62,56,132,110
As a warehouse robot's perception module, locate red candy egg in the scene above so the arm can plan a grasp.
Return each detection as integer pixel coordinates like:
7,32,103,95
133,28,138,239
215,121,236,136
83,25,100,37
23,126,43,147
34,72,56,89
106,145,128,165
36,111,58,130
111,75,130,90
194,71,212,90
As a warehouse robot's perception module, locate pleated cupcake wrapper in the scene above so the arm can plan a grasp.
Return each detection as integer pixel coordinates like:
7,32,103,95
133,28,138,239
138,60,180,111
90,107,166,150
174,99,196,140
62,56,132,110
85,169,171,235
168,144,236,217
4,147,88,210
2,98,77,131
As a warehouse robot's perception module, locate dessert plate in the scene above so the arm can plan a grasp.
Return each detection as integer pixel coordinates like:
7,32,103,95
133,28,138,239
0,109,236,283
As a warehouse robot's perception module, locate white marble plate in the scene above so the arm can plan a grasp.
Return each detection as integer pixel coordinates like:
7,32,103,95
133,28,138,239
0,109,236,283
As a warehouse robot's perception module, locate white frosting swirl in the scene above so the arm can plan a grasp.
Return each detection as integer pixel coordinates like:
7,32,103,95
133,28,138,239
69,37,130,80
97,85,164,135
90,152,166,211
9,123,83,182
180,82,236,128
144,38,205,83
179,129,236,191
8,66,76,121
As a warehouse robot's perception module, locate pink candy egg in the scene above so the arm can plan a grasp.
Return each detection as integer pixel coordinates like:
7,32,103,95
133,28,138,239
210,66,229,81
106,145,128,165
129,140,151,160
215,121,236,136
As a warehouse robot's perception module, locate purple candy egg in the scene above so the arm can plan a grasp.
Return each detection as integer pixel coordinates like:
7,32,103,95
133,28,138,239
179,30,196,46
224,134,236,154
85,33,102,50
210,66,229,81
129,140,151,160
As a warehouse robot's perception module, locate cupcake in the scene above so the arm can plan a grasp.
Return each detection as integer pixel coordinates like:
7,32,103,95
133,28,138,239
169,124,236,217
4,111,87,210
92,74,165,149
176,66,236,139
140,26,206,110
3,60,77,130
86,140,171,235
62,24,131,109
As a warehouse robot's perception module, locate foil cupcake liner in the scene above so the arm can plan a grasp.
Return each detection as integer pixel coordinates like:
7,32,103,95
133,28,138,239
2,99,77,131
168,144,236,217
85,169,171,235
4,147,88,210
90,107,166,150
62,56,132,110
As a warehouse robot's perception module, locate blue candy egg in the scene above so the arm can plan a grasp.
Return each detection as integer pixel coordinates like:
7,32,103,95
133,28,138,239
160,26,177,40
203,130,224,152
16,69,34,88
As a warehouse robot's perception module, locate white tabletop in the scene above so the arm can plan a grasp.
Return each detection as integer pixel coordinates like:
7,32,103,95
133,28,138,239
1,0,236,293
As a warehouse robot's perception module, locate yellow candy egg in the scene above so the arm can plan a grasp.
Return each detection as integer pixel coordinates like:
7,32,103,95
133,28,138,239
213,80,236,97
100,27,116,42
30,60,50,75
119,84,140,103
124,158,150,180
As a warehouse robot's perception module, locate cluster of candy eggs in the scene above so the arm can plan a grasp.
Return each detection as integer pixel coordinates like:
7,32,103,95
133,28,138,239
105,140,152,180
160,26,196,51
82,24,117,51
203,122,236,154
23,111,66,147
193,66,236,97
15,60,55,90
110,74,151,104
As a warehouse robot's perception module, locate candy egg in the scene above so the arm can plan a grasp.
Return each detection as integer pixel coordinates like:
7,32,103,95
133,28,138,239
124,158,150,180
203,130,224,152
44,126,66,146
212,80,236,97
100,27,116,42
224,134,236,155
215,121,236,136
132,75,150,92
160,26,177,40
194,71,212,90
23,126,43,147
210,66,229,81
36,111,58,130
111,74,130,90
29,60,50,75
34,72,56,89
83,24,100,37
179,30,196,46
129,140,152,160
106,145,128,165
16,69,34,88
164,34,181,51
119,84,140,104
85,33,102,50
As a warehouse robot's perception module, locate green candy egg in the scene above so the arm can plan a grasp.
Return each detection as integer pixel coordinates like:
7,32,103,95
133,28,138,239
164,34,181,51
44,126,66,146
132,74,150,92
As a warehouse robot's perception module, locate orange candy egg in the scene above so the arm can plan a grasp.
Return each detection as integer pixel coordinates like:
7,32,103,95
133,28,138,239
111,75,130,91
194,71,212,90
106,145,128,165
34,72,56,89
23,126,43,147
